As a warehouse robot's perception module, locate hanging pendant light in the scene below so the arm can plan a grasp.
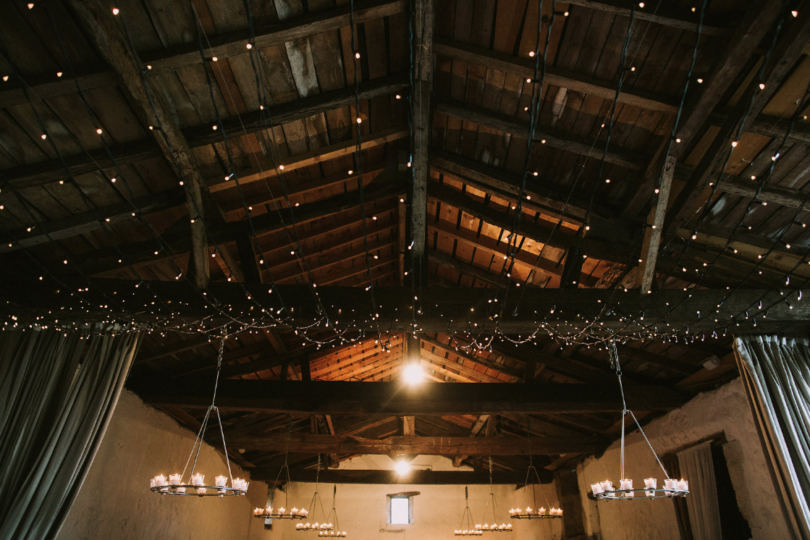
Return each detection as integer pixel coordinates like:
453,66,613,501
455,487,483,536
254,418,309,519
297,456,333,531
317,486,348,537
589,343,690,500
509,417,563,519
476,457,513,532
149,339,247,497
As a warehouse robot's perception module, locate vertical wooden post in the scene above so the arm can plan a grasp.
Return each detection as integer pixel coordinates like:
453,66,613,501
639,156,675,294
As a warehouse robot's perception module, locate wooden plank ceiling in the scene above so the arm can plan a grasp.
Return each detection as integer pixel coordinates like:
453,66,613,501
0,0,807,475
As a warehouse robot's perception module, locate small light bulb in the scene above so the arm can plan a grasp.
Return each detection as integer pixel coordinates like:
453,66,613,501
395,94,401,99
348,169,353,174
676,138,681,143
112,7,119,14
41,134,47,140
793,10,798,17
526,78,532,83
279,164,285,170
529,51,535,57
110,177,116,183
563,11,569,16
533,171,538,176
96,128,103,134
28,3,34,9
2,76,7,82
212,56,218,62
731,141,737,147
759,83,765,90
697,78,703,83
212,125,218,130
357,118,362,123
56,71,62,77
639,2,644,7
246,43,253,49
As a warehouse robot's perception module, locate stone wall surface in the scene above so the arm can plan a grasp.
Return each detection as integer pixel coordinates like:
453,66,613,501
56,389,269,540
577,377,788,540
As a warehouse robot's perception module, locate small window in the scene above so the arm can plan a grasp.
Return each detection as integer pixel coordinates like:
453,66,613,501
390,497,410,524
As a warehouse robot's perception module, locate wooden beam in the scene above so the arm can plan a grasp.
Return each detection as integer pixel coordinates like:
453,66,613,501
222,432,605,455
132,379,686,414
615,345,699,377
429,182,636,264
72,174,405,274
435,98,647,170
13,280,810,335
2,76,407,189
566,0,727,35
67,0,214,288
716,175,810,212
665,8,810,237
433,37,677,113
420,336,524,380
411,0,433,265
427,218,600,287
639,156,675,294
622,0,782,218
250,468,551,484
0,0,405,107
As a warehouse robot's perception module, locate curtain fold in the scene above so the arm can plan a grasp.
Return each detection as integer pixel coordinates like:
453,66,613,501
663,455,693,540
0,326,143,540
734,335,810,540
677,441,722,540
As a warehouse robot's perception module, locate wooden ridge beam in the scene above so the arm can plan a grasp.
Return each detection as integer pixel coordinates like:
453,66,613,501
0,0,404,108
226,432,605,456
2,76,407,189
10,281,810,335
433,37,678,114
249,468,551,484
411,0,433,267
565,0,728,36
434,98,648,170
429,182,636,264
420,336,524,380
132,379,687,414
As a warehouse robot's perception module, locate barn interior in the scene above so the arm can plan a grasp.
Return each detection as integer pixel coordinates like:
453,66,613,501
1,0,809,539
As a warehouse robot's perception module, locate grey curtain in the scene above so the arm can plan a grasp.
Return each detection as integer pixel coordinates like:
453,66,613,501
734,335,810,540
678,441,722,540
0,325,143,540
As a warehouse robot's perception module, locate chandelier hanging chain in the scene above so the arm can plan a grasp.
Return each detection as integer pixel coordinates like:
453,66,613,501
150,338,248,496
588,342,688,500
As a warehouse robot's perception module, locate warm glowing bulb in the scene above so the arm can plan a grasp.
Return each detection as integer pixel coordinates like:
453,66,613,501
96,128,103,134
731,141,738,147
112,7,119,14
394,459,411,476
246,43,253,49
529,51,535,57
403,363,423,384
357,118,362,123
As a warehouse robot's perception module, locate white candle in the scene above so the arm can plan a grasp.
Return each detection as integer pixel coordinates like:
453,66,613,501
176,486,186,493
198,487,207,495
538,507,546,516
168,473,182,485
191,473,204,486
591,482,603,495
215,475,228,487
678,479,689,492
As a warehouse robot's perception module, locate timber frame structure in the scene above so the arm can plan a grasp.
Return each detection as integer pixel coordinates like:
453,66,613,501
1,0,809,480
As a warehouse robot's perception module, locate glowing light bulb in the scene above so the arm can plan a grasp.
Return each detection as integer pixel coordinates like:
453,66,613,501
394,459,411,476
403,363,423,384
112,7,119,14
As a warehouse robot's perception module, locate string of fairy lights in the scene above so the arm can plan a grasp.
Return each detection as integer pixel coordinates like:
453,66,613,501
0,0,807,354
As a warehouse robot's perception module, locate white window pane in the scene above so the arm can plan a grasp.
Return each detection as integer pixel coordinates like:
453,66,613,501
391,497,410,524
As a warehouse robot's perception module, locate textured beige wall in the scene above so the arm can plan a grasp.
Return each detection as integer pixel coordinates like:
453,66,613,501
263,455,563,540
577,377,788,540
56,389,270,540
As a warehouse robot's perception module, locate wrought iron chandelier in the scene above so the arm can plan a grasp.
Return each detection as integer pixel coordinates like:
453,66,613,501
510,419,562,519
476,457,513,532
297,457,333,532
455,487,483,536
149,339,247,497
317,486,348,537
254,419,309,519
589,343,690,500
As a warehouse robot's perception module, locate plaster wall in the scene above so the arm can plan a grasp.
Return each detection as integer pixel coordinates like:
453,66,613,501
56,389,270,540
263,455,563,540
577,377,788,540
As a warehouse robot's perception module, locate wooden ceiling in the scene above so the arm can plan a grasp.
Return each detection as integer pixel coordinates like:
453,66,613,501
1,0,809,477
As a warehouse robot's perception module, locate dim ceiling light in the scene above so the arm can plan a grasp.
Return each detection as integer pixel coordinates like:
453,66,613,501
402,363,424,384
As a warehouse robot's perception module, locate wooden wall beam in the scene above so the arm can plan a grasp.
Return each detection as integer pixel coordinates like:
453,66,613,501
565,0,727,36
411,0,433,266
